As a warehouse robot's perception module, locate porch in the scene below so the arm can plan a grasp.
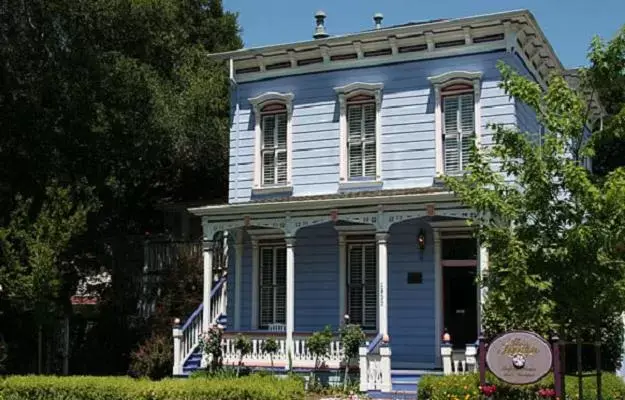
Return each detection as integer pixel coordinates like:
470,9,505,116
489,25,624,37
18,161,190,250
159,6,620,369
172,188,488,392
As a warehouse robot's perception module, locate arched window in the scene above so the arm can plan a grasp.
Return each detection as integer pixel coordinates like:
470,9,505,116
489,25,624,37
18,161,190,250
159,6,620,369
249,92,294,193
429,71,482,175
335,82,383,186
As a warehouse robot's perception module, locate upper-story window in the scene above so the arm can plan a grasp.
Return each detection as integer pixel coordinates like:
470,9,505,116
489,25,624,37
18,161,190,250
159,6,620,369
249,92,294,194
335,82,383,187
260,103,288,185
429,71,482,176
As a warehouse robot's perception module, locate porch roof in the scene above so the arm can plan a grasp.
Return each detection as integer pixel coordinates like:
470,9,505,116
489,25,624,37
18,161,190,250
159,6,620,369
188,186,454,217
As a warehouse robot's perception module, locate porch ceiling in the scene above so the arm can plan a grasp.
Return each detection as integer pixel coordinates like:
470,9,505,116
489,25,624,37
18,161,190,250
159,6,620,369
188,186,453,217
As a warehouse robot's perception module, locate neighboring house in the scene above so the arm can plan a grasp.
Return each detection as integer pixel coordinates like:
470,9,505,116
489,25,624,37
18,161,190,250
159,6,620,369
172,9,564,394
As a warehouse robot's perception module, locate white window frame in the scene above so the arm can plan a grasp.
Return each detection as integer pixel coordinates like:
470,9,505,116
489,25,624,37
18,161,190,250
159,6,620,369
257,243,287,329
334,82,383,188
429,71,482,176
249,92,294,194
345,237,378,331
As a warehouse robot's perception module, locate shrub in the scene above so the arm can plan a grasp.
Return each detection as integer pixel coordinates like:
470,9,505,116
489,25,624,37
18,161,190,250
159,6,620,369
0,375,305,400
233,334,252,376
261,338,278,370
339,322,365,389
306,325,334,389
128,332,172,380
418,372,625,400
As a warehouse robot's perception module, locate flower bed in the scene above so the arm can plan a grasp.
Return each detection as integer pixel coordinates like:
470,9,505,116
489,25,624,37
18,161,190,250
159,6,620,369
418,372,625,400
0,374,305,400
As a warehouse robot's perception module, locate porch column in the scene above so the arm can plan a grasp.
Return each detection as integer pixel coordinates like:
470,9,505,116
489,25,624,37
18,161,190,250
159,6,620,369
251,238,259,329
234,230,244,331
202,238,214,333
338,234,347,324
434,229,442,367
376,232,389,336
285,237,296,366
477,242,489,332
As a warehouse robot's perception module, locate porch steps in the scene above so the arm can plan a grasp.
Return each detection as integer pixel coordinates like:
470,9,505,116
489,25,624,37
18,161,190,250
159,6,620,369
366,369,442,399
180,313,228,375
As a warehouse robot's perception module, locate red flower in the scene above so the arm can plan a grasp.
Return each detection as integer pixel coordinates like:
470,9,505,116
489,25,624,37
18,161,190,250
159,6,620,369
537,388,556,398
479,384,497,397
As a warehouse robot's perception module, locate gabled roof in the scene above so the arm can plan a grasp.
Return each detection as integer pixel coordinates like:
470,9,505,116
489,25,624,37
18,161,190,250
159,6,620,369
210,9,563,86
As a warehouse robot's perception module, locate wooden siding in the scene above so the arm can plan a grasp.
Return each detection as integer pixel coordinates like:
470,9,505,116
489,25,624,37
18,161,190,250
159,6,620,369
388,219,436,367
225,221,437,368
229,51,521,203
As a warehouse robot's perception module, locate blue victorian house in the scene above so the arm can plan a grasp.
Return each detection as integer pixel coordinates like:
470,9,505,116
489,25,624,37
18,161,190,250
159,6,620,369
171,9,563,395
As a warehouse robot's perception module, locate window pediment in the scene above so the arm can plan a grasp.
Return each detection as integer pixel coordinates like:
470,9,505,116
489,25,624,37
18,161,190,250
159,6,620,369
249,92,294,113
428,71,483,87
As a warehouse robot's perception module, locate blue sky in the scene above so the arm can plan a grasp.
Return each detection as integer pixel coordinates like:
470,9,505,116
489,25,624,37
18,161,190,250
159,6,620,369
225,0,624,68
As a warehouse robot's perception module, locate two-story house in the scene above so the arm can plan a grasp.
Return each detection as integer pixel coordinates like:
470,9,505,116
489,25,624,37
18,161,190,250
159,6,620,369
171,9,562,394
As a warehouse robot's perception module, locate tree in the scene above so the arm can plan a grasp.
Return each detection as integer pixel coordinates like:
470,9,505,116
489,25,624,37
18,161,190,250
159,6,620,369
339,321,365,390
0,0,241,373
443,56,625,370
586,26,625,176
261,338,278,372
307,326,334,388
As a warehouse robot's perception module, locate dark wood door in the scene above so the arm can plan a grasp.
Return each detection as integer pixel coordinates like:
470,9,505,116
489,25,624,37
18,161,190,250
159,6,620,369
443,266,478,349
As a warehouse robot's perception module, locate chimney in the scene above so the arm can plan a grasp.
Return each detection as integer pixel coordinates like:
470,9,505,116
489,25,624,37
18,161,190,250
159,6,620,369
313,10,329,39
373,13,383,29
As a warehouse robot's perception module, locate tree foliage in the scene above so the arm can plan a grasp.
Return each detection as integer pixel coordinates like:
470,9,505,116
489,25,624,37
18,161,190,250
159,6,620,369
0,0,241,373
443,47,625,362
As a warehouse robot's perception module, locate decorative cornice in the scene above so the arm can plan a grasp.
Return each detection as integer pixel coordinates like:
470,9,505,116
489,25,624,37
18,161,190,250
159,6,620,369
428,71,483,85
248,92,294,113
334,82,384,95
215,10,562,87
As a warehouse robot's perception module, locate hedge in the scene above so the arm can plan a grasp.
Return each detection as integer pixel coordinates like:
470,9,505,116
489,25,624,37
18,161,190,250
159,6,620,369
418,372,625,400
0,374,305,400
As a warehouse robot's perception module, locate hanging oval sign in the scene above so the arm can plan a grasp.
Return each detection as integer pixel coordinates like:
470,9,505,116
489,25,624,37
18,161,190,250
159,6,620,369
486,330,553,385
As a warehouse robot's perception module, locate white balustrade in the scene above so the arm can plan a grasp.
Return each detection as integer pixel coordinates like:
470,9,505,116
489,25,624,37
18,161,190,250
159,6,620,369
441,344,477,375
358,338,392,392
221,333,349,369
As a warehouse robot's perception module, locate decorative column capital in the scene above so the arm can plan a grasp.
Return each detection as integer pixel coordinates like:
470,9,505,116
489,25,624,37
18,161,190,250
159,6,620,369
376,232,389,243
285,237,296,247
433,228,441,244
202,240,214,251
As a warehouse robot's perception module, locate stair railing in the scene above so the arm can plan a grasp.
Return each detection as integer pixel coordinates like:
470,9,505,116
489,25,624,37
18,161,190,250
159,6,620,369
173,274,227,375
359,332,392,392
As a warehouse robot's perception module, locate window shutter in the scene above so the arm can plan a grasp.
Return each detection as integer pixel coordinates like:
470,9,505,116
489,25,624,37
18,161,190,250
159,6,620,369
274,248,286,324
262,152,275,185
349,144,363,178
459,94,474,169
348,246,363,325
276,113,287,147
262,115,276,148
363,143,376,178
259,248,274,327
363,104,376,141
363,244,377,328
276,151,287,184
347,105,363,141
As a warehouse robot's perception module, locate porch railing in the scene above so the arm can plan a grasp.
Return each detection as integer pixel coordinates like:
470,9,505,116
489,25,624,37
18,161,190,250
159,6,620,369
359,332,392,392
172,275,228,375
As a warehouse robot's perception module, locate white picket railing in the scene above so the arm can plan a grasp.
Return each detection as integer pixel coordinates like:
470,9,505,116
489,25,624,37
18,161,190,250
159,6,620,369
221,333,351,369
172,275,227,375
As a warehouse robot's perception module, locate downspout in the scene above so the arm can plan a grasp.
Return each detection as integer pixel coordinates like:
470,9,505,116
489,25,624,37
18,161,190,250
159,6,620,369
230,57,240,202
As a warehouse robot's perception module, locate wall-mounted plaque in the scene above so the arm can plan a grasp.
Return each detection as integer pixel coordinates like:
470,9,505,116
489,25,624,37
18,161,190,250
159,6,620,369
407,272,422,284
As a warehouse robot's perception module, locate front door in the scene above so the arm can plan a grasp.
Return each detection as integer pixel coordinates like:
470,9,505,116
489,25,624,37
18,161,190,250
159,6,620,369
443,266,478,349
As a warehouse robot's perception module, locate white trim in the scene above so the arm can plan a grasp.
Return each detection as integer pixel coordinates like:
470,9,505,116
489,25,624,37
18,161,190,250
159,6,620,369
215,11,562,89
285,237,296,366
249,92,294,190
428,71,483,85
338,181,383,190
433,229,442,368
233,231,243,331
202,240,214,333
335,82,384,183
478,242,489,333
430,71,482,176
250,238,259,329
376,232,389,336
338,234,347,326
189,190,455,216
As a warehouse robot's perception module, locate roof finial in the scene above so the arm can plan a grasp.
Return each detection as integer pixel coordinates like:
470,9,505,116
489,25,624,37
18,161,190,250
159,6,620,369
313,10,329,39
373,13,384,29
